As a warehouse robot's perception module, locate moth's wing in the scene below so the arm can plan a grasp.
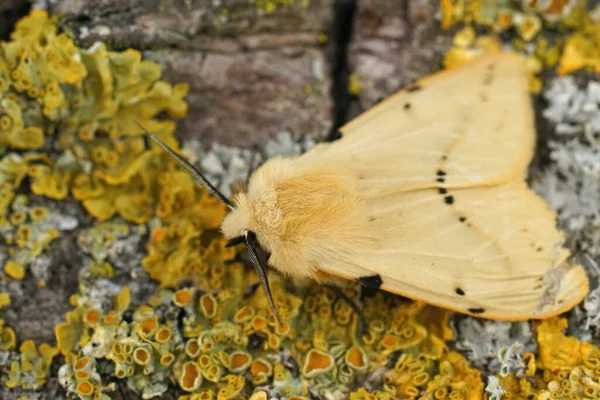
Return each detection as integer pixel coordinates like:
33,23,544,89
293,51,588,319
317,182,588,320
298,52,535,191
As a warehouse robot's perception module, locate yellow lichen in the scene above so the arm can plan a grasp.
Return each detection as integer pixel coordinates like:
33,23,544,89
0,319,16,350
0,9,189,229
558,29,600,75
536,317,589,370
4,260,25,279
5,340,59,390
438,0,599,89
0,292,10,307
141,187,239,288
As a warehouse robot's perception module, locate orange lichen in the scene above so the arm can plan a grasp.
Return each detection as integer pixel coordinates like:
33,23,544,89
185,339,201,358
76,381,94,396
56,287,130,364
155,327,172,343
302,349,335,378
133,347,151,365
0,8,189,232
174,288,193,307
345,345,367,371
250,358,273,377
230,351,252,372
200,293,218,318
179,361,202,392
84,310,100,324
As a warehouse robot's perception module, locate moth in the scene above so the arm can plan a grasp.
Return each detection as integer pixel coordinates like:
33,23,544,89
140,52,589,322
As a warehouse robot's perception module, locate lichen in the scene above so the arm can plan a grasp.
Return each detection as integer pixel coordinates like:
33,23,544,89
0,318,16,351
4,340,59,390
0,8,188,289
141,180,237,288
0,8,189,224
532,75,600,340
438,0,600,91
489,317,600,398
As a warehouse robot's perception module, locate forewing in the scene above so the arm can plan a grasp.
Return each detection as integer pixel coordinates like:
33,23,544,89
299,53,535,192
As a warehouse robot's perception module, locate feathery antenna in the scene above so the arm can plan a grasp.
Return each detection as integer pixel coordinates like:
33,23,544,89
135,121,234,209
137,122,282,322
245,230,282,323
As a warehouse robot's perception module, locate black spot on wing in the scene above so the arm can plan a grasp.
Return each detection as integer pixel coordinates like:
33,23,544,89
459,217,467,223
404,102,411,110
407,84,422,93
357,275,383,289
455,288,465,296
438,188,447,195
444,195,454,205
436,170,446,183
468,308,485,314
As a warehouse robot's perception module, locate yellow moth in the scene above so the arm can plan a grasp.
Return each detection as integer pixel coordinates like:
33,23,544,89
140,52,589,322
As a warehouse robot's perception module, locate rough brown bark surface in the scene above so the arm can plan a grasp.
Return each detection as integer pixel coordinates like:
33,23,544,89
54,0,339,147
351,0,449,114
49,0,444,147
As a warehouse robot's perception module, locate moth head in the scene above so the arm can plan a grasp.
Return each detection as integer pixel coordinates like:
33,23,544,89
220,194,251,241
135,122,282,323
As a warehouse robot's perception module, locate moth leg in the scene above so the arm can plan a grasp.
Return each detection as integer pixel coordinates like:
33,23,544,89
357,274,383,298
324,283,368,336
324,130,343,142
